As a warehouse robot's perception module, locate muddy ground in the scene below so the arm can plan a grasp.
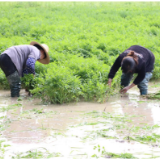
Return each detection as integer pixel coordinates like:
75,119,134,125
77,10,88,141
1,82,160,159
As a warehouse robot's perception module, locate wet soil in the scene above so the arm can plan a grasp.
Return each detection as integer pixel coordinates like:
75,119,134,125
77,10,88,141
1,82,160,159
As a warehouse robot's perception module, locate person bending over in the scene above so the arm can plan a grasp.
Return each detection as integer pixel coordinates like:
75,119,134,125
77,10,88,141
0,41,50,97
107,45,155,95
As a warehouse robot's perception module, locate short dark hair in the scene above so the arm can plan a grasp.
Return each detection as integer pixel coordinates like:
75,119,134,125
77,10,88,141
121,57,136,74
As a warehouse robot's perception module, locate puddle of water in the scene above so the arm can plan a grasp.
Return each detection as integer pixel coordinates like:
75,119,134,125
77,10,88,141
1,83,160,159
3,122,159,159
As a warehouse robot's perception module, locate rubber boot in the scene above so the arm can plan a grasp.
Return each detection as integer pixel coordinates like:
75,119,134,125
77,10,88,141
6,71,21,97
140,89,147,95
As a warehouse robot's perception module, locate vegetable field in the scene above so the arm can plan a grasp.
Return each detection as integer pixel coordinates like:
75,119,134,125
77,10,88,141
0,2,160,103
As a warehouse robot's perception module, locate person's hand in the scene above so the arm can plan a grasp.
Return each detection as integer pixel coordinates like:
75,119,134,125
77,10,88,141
107,78,112,87
120,86,129,94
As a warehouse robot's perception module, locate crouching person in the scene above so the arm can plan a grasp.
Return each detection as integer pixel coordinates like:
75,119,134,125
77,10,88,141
107,45,155,95
0,41,50,97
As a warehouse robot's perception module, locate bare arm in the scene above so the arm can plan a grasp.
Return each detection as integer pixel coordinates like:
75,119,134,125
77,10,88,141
120,83,136,94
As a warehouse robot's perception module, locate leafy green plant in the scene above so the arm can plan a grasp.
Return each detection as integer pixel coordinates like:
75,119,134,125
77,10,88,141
21,74,41,91
147,92,160,99
0,2,160,103
31,64,82,104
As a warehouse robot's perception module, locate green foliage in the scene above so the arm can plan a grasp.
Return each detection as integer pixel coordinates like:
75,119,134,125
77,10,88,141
147,92,160,99
12,148,62,159
21,74,35,91
21,73,44,93
31,56,112,104
31,108,44,114
31,63,82,104
0,102,22,112
133,133,160,143
0,2,160,103
0,70,9,89
92,144,137,159
104,152,137,159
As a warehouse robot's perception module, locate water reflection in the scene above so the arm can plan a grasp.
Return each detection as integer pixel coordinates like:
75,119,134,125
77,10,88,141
147,103,160,124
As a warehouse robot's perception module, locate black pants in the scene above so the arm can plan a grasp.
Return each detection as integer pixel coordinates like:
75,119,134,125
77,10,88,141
0,54,17,77
0,54,21,97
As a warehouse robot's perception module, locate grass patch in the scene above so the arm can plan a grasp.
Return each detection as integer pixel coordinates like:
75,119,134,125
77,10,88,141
12,148,62,159
104,152,137,159
0,103,22,112
147,92,160,99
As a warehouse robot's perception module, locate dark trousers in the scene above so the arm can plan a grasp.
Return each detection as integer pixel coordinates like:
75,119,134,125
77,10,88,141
0,54,21,97
0,54,17,76
121,72,153,95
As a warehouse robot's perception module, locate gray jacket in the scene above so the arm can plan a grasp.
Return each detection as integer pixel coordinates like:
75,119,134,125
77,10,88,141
2,45,40,77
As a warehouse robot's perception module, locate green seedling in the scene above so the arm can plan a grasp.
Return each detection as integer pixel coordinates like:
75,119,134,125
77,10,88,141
12,148,62,159
0,103,22,112
104,152,137,159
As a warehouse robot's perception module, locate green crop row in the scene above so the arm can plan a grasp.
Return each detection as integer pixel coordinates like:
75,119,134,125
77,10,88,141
0,2,160,103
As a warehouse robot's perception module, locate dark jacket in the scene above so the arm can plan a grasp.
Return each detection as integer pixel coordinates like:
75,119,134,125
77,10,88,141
108,45,155,85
